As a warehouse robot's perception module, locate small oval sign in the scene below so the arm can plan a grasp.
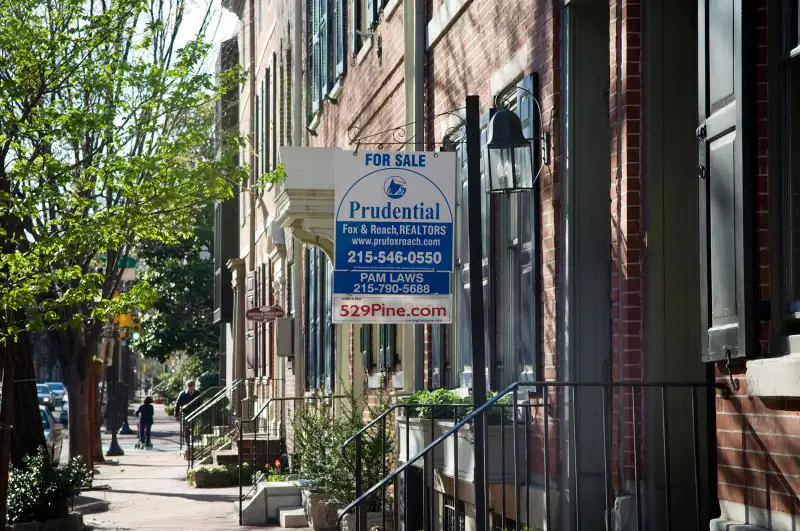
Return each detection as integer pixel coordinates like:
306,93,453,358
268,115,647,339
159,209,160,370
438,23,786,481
245,306,285,322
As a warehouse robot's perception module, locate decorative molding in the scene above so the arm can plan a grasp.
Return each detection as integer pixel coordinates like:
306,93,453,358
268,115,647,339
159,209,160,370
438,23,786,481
746,352,800,398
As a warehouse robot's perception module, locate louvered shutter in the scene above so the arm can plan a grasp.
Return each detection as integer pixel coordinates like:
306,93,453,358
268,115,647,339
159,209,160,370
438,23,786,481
246,272,257,378
378,324,387,371
698,0,755,361
324,259,335,393
457,112,494,387
361,326,373,372
311,0,321,113
333,0,345,78
308,249,319,387
319,0,330,98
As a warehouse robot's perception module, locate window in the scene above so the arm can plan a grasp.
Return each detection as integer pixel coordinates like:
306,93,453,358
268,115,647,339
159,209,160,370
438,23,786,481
271,58,277,171
263,73,270,175
453,76,541,389
496,77,539,387
307,0,345,119
442,495,465,531
287,262,294,316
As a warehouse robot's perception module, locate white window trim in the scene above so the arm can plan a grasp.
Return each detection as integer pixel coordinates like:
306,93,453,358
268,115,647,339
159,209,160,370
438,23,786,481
307,111,322,133
356,36,374,65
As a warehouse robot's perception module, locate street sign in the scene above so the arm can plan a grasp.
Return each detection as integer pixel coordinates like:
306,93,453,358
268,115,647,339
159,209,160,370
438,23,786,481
246,306,285,322
333,149,456,324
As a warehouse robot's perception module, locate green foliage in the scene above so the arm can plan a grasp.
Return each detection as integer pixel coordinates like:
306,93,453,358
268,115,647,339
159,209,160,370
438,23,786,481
292,389,392,511
400,389,514,424
197,371,220,392
254,163,287,190
7,452,91,524
164,405,175,417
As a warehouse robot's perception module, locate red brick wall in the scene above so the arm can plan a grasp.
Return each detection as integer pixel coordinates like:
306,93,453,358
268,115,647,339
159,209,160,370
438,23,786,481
609,0,644,487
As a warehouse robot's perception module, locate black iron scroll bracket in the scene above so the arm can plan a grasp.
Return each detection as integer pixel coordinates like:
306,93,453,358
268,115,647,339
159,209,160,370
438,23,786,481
347,108,467,153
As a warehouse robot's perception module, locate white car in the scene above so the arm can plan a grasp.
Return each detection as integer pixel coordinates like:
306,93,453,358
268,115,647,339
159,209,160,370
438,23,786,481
44,382,66,407
60,394,69,426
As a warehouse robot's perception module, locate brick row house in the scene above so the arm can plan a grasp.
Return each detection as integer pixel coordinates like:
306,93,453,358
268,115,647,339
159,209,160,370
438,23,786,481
211,0,800,529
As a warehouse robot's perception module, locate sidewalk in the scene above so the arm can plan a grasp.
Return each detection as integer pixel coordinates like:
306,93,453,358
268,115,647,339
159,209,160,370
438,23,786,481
75,404,261,531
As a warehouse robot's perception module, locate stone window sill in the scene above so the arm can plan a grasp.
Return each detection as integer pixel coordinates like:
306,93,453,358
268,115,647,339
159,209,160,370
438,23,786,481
746,353,800,398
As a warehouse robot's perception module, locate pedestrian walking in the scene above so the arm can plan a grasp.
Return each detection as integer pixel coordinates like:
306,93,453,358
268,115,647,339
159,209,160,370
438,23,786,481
174,381,200,447
135,396,155,449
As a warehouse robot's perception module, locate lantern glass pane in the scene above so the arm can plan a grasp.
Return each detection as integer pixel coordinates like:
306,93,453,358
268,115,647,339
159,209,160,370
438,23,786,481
488,147,515,191
513,144,534,189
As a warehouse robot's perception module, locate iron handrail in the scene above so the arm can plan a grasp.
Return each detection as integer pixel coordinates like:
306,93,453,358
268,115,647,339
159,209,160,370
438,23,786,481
237,394,347,526
184,379,242,423
340,402,474,461
337,379,729,523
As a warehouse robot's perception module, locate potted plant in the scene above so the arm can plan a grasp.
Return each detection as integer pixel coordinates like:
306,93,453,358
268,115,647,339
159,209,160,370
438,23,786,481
396,389,465,468
439,391,527,483
292,388,394,530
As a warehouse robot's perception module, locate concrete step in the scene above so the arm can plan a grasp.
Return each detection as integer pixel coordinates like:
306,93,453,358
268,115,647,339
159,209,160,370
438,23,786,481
279,507,307,528
212,449,239,465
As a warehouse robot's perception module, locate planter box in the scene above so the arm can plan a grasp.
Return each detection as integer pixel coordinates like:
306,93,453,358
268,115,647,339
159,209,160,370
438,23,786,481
301,490,340,531
396,417,444,468
189,470,233,488
340,511,394,531
439,421,527,484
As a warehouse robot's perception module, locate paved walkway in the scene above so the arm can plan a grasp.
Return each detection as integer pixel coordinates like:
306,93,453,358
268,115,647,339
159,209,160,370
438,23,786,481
75,404,268,531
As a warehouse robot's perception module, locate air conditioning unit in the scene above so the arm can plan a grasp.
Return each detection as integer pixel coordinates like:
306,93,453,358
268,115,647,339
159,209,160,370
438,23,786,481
276,317,294,357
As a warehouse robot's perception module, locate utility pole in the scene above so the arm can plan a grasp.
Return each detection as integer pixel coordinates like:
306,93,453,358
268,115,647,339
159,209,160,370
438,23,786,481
106,331,124,456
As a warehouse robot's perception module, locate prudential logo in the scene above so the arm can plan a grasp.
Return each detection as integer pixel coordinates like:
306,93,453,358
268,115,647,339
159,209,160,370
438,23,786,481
384,176,407,199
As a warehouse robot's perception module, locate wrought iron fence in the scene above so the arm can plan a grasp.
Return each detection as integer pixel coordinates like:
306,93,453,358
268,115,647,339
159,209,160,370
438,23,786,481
185,379,244,471
339,380,728,531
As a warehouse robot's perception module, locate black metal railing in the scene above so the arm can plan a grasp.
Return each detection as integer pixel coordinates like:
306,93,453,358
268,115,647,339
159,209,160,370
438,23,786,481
237,394,347,525
339,380,729,531
185,379,244,471
179,386,222,451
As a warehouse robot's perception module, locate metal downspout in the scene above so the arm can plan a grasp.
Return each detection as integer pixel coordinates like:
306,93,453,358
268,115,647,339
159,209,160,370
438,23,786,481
293,0,302,147
614,0,625,495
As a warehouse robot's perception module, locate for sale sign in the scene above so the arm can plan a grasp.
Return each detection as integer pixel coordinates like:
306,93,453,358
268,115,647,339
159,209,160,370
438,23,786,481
333,149,456,323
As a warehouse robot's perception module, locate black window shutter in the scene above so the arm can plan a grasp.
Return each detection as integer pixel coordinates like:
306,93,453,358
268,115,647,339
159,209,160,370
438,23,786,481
324,259,334,393
378,324,387,371
334,0,345,78
311,0,321,114
698,0,755,362
361,325,373,372
319,0,330,98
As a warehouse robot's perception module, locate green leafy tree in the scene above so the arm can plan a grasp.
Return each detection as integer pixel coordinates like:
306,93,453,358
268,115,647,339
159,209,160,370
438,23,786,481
135,202,218,371
0,0,248,489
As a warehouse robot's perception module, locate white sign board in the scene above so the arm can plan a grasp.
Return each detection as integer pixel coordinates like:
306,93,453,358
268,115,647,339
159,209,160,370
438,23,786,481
333,149,456,324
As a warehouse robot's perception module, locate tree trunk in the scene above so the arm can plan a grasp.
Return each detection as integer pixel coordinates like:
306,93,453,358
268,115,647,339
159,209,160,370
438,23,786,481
65,365,92,465
10,332,48,468
0,331,17,528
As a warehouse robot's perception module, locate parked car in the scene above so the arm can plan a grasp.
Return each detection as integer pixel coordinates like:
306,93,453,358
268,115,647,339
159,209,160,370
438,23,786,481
60,394,69,425
44,381,66,406
39,405,64,465
36,384,56,411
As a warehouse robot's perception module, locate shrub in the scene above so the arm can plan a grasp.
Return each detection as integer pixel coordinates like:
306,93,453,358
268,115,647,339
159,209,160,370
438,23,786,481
292,388,392,512
164,405,175,416
7,451,91,524
197,371,219,391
